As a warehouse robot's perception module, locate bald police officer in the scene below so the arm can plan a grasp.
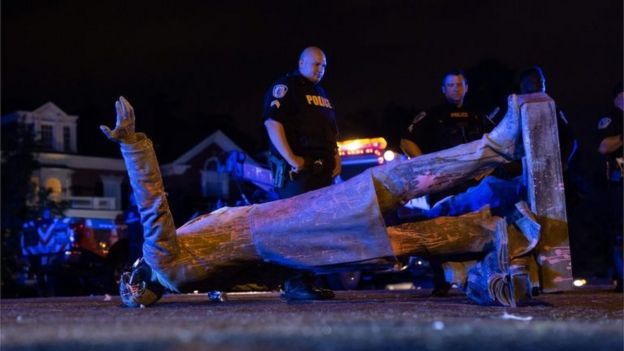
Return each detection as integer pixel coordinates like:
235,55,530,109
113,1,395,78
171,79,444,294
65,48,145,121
263,47,341,300
264,46,341,198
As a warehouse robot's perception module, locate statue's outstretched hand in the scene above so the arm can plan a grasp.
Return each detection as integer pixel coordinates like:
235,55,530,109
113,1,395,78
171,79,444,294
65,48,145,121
100,96,138,143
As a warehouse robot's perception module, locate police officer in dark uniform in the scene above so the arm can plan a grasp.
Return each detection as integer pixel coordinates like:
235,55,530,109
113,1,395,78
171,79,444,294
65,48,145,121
264,46,341,199
597,83,623,291
518,66,578,172
263,46,341,300
399,68,491,297
489,66,579,181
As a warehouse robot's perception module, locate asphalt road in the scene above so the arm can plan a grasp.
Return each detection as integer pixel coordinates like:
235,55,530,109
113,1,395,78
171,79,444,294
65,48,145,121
1,284,622,351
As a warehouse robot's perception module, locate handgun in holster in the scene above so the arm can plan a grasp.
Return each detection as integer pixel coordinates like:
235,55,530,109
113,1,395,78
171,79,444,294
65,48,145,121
269,155,289,188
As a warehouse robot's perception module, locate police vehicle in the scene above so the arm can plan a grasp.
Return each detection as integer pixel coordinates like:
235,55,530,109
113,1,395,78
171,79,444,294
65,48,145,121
19,211,126,296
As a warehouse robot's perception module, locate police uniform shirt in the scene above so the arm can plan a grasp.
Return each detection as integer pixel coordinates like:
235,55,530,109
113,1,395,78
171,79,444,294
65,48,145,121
402,103,486,154
263,71,338,162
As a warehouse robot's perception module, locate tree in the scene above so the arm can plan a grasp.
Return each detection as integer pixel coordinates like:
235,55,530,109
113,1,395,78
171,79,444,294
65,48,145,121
1,123,39,297
1,123,39,233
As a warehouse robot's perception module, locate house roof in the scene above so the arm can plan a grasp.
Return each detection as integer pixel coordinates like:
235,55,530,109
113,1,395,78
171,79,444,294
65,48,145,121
1,102,78,125
33,102,66,116
165,130,259,167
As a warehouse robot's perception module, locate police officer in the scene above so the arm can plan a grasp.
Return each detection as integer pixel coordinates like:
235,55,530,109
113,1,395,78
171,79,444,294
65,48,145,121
518,66,577,171
597,83,623,291
400,69,490,158
263,46,341,300
399,69,491,297
264,46,341,199
488,66,579,181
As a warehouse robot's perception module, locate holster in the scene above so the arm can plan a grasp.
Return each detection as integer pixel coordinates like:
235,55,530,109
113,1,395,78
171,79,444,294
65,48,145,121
269,155,289,188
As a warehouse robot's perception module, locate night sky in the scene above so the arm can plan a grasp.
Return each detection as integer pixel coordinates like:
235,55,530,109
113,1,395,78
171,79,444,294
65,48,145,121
2,0,622,164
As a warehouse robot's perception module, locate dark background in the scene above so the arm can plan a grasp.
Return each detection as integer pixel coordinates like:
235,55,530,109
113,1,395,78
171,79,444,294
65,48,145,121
2,0,622,161
2,0,623,277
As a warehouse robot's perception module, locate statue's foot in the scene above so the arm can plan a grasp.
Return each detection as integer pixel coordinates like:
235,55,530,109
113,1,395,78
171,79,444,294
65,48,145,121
464,218,533,307
486,94,521,160
486,92,554,160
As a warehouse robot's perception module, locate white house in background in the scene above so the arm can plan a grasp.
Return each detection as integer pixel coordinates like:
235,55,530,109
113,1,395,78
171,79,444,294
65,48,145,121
3,102,273,221
2,102,127,220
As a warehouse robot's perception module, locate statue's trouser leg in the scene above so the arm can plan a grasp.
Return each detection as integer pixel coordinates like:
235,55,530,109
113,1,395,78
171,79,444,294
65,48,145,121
387,208,496,296
387,208,494,292
386,207,497,257
371,134,513,214
373,92,521,213
388,206,534,306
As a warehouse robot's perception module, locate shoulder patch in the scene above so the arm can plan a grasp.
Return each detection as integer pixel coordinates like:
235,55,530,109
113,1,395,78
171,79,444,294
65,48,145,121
270,100,281,109
598,117,612,130
272,84,288,99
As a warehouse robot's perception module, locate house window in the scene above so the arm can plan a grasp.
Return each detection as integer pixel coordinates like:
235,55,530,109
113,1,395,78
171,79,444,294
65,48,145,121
63,126,71,152
44,177,63,199
40,124,54,149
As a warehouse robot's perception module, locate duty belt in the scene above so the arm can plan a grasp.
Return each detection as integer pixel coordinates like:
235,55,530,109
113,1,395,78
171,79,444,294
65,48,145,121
288,157,328,181
269,155,330,188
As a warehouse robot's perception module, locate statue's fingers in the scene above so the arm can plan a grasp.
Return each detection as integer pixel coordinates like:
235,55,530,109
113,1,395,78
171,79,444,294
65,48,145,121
119,97,128,119
99,125,113,138
120,96,135,120
115,100,123,120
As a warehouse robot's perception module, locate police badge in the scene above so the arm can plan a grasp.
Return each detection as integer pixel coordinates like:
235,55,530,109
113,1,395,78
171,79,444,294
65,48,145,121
272,84,288,99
